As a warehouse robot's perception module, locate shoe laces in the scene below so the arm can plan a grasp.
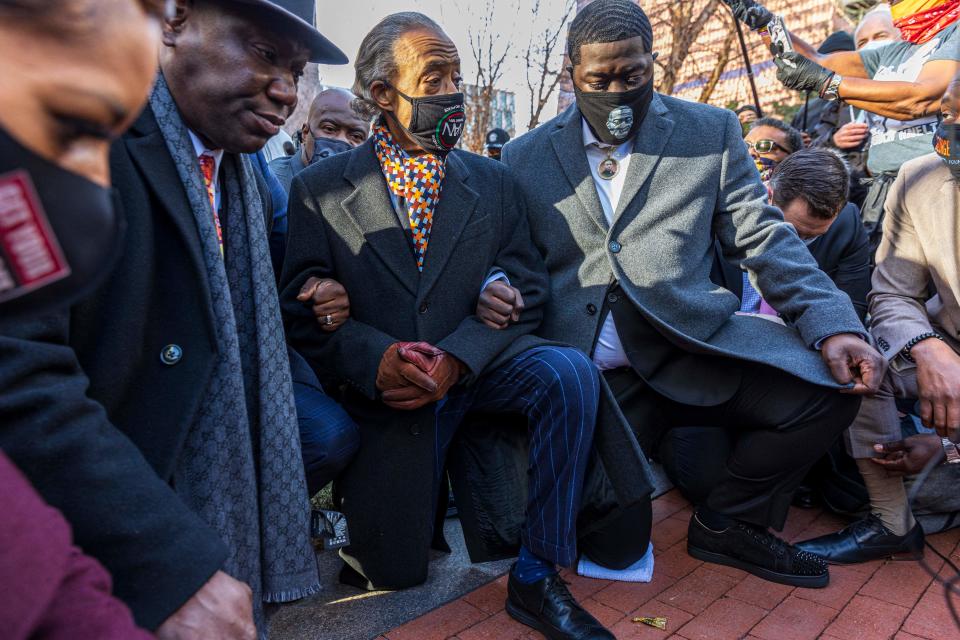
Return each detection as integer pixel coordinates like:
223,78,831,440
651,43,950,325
736,522,787,558
543,575,577,612
736,523,826,575
846,513,889,537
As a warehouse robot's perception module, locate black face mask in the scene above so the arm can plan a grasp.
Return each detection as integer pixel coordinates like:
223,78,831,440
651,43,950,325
574,82,654,145
933,122,960,182
310,136,353,164
0,125,123,321
388,87,466,156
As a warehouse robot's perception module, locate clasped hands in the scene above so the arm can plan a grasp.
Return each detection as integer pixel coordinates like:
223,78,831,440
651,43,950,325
871,339,960,475
376,342,464,410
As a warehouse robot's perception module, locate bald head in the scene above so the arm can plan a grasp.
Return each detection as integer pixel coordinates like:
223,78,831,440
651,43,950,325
299,87,370,164
855,9,900,50
306,88,369,145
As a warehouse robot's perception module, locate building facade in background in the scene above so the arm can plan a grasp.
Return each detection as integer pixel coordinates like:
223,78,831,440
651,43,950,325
558,0,881,117
462,84,517,153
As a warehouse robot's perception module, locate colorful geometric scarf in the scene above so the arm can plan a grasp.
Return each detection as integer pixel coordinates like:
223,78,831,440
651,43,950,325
373,122,446,271
893,0,960,45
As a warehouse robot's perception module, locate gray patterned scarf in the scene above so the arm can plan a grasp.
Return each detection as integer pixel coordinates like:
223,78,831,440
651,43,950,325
148,75,318,636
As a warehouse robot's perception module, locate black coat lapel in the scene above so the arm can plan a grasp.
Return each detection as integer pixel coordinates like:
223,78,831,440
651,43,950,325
123,107,215,325
341,142,420,296
549,106,608,234
418,153,479,300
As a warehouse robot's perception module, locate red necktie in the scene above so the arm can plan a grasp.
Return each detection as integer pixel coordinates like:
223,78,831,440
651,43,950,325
198,153,224,257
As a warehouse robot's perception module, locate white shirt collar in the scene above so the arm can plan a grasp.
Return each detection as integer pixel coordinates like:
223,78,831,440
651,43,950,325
187,129,225,177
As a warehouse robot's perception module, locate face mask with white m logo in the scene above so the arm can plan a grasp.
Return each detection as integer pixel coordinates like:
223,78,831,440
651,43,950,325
387,85,466,156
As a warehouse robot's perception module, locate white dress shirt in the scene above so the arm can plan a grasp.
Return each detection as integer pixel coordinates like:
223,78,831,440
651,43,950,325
188,130,225,212
582,119,635,371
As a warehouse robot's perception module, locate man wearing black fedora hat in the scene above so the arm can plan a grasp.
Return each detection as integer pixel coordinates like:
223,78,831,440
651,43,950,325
0,1,346,638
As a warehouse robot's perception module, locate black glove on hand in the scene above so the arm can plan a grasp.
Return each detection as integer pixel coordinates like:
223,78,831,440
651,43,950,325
724,0,773,30
775,52,834,94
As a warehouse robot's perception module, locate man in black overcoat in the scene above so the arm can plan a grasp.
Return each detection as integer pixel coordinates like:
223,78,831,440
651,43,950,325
0,1,347,636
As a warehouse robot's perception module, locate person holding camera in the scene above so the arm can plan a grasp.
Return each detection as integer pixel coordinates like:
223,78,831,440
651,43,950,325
726,0,960,254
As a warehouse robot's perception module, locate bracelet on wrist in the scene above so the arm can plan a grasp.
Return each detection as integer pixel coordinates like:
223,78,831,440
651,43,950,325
942,437,960,465
901,332,944,363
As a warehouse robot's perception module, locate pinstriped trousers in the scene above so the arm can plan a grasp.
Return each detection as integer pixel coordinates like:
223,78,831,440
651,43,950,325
435,346,600,567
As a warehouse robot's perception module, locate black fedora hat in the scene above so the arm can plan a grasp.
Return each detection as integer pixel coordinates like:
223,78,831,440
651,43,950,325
232,0,347,64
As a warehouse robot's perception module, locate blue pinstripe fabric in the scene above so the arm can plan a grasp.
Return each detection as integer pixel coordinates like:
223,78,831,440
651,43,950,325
740,272,762,313
435,346,600,567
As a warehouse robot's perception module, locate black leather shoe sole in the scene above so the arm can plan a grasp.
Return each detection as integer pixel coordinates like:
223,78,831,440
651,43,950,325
801,544,924,566
688,544,829,589
506,598,567,640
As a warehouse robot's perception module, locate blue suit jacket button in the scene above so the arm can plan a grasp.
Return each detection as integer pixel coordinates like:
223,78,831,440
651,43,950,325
609,241,622,254
161,344,183,366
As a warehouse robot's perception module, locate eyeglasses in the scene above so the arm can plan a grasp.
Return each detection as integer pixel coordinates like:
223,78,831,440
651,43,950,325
744,139,791,154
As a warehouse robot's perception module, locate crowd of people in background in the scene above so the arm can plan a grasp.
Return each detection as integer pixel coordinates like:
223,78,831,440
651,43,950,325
1,0,959,639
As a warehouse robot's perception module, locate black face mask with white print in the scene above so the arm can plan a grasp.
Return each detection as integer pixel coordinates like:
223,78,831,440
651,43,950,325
574,81,653,145
387,85,466,156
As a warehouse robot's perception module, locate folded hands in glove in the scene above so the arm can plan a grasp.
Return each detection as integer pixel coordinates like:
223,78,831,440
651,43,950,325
376,342,463,410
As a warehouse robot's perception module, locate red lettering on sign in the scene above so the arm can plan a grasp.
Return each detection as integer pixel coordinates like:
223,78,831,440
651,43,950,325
0,171,70,301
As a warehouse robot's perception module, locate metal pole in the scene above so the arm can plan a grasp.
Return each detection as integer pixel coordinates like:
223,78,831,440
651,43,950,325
802,91,809,131
733,15,763,118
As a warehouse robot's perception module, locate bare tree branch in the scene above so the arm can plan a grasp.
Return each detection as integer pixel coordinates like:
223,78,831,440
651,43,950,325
461,0,517,153
525,0,576,130
698,9,738,103
656,0,722,95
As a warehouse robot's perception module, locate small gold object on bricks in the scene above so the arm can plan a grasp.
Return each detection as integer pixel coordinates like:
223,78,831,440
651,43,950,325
632,616,668,630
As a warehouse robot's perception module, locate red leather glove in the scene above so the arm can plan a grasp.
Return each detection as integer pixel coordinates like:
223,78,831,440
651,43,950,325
376,343,438,397
379,342,463,410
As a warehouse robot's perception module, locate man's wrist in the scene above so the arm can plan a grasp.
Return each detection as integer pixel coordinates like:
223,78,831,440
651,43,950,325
942,437,960,464
821,73,842,101
902,333,944,363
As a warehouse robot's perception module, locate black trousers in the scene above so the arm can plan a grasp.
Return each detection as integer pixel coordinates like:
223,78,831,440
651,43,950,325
606,361,862,531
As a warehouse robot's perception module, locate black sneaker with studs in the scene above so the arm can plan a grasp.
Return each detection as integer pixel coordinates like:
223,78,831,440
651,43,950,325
687,512,830,588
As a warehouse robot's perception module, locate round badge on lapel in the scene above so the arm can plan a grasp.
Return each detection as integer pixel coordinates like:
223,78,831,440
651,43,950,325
160,344,183,366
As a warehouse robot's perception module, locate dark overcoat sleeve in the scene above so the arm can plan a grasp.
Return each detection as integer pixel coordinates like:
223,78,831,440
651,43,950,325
279,174,398,399
434,168,549,377
0,314,228,631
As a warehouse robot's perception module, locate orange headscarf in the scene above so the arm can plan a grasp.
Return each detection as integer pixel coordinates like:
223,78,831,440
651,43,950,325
892,0,960,45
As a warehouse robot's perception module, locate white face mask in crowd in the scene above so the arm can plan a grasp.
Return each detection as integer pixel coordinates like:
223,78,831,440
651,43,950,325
860,39,893,51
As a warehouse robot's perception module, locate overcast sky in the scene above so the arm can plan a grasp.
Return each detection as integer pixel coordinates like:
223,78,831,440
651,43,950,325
314,0,573,134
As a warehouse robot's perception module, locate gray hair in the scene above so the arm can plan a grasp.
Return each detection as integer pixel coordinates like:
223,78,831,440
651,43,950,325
351,12,443,121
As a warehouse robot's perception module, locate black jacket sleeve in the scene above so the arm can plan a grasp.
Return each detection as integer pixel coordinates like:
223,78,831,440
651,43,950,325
0,314,228,631
808,203,871,323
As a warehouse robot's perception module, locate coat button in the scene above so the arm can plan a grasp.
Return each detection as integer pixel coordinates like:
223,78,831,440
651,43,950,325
609,241,622,254
410,424,421,436
607,293,620,304
160,344,183,366
586,303,597,315
419,303,429,314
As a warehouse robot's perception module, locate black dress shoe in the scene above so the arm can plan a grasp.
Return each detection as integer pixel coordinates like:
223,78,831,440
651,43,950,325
506,570,614,640
687,513,829,588
796,514,925,565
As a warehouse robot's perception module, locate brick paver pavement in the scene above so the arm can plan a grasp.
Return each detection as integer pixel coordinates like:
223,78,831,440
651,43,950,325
381,491,960,640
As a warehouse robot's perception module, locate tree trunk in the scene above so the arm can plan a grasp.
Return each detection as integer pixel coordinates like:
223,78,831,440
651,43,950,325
698,16,738,103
